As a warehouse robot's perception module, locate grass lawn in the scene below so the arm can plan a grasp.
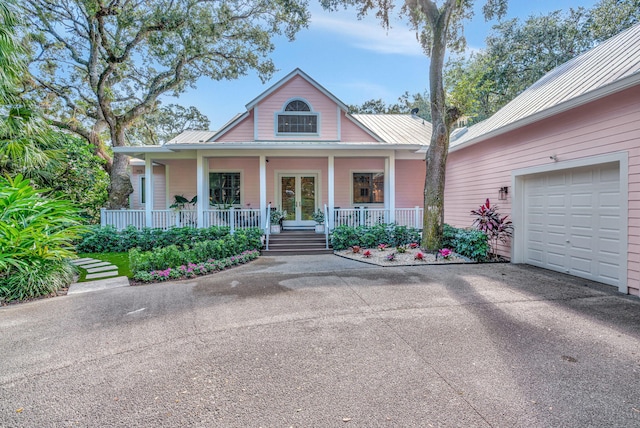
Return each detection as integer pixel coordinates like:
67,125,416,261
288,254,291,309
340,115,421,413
76,252,133,281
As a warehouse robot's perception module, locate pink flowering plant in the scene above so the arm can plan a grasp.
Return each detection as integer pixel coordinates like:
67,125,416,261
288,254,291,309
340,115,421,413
133,250,259,283
377,243,387,251
438,248,452,260
386,252,396,261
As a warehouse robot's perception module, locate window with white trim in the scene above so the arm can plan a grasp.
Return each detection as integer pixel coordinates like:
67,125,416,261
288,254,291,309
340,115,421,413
209,172,241,205
353,172,384,204
277,100,318,134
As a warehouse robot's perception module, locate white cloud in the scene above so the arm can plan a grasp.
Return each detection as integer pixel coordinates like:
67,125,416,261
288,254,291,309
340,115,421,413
310,10,424,57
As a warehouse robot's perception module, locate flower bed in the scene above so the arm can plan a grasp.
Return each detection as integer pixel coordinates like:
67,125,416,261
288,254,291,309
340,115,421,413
132,250,259,283
336,245,471,266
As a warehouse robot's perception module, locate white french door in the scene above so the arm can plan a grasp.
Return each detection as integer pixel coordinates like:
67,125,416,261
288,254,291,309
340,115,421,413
279,173,317,227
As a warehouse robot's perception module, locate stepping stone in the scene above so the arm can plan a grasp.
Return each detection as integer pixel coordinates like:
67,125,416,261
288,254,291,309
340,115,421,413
86,265,119,274
71,258,96,265
68,276,129,295
86,271,120,280
79,261,111,269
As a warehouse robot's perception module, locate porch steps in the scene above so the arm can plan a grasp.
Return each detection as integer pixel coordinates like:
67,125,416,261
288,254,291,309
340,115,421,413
263,230,332,256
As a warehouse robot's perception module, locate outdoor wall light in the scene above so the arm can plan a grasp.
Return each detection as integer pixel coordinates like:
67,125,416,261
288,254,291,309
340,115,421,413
499,186,509,200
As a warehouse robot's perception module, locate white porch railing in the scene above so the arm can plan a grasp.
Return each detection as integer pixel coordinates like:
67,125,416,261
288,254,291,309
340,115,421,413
101,206,424,231
333,207,389,228
202,208,262,231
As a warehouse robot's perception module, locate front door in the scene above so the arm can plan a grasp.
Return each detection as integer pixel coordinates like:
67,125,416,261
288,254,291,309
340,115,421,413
280,174,317,228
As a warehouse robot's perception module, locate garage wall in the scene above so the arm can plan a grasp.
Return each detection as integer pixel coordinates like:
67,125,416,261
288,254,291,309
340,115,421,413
444,85,640,295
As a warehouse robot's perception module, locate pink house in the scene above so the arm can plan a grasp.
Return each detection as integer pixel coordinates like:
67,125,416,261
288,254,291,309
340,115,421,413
444,23,640,296
112,68,429,233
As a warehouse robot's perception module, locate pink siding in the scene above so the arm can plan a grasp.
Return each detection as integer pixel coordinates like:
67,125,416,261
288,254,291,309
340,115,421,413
255,75,339,141
266,158,329,209
334,158,385,207
208,157,260,207
130,164,166,210
444,85,640,295
216,111,254,142
163,159,197,205
341,111,378,141
395,160,425,207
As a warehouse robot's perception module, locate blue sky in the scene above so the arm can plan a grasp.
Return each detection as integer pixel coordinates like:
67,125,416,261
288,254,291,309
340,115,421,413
165,1,599,130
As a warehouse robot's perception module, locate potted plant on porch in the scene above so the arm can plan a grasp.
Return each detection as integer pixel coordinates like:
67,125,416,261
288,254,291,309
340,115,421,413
270,209,286,233
312,209,325,233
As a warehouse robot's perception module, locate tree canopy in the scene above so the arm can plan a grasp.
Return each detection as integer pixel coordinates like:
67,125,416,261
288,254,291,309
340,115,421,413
445,0,640,124
349,91,431,121
127,104,211,146
22,0,310,208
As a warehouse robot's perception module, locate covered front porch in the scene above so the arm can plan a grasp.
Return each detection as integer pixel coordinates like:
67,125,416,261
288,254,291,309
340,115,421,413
110,148,426,232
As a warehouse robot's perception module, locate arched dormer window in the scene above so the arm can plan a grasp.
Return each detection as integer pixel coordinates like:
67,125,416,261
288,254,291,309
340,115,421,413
276,99,318,135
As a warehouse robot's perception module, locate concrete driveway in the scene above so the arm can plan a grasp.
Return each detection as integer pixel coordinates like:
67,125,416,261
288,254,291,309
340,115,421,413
1,256,639,427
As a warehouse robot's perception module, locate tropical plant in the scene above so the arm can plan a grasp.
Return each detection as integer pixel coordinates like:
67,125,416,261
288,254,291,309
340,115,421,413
170,195,197,210
471,198,513,258
312,209,325,224
0,175,87,301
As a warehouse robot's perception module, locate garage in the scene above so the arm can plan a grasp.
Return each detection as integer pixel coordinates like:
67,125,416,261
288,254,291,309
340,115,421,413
518,161,624,288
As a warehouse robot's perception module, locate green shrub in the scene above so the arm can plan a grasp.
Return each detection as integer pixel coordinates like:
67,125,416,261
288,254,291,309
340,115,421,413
129,230,263,273
331,224,420,250
442,224,489,261
0,175,86,302
76,225,259,253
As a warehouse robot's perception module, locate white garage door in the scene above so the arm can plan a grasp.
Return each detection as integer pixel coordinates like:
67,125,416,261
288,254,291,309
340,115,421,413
523,162,621,286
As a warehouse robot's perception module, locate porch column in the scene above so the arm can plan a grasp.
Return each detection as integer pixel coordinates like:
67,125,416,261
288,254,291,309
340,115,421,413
259,155,267,228
386,153,396,223
328,155,335,229
196,151,206,228
145,157,153,228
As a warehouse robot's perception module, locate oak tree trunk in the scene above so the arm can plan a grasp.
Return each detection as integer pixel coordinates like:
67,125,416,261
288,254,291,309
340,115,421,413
421,8,460,251
105,125,133,208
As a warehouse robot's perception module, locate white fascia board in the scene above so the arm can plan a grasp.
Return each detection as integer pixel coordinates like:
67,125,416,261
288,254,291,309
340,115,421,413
449,73,640,153
113,146,173,153
163,142,424,151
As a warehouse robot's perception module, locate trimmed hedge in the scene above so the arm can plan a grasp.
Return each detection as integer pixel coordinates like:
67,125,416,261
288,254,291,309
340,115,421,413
331,224,421,250
442,224,489,261
76,225,262,253
129,230,262,273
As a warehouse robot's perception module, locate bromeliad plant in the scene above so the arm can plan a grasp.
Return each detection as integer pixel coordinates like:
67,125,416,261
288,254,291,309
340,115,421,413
471,198,513,259
438,248,452,260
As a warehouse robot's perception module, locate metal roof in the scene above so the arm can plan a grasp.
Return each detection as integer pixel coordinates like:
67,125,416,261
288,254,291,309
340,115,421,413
351,114,431,146
164,130,217,145
450,22,640,151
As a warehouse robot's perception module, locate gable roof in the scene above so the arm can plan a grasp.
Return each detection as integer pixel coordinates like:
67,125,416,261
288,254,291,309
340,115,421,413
450,22,640,151
351,114,431,146
245,68,349,111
